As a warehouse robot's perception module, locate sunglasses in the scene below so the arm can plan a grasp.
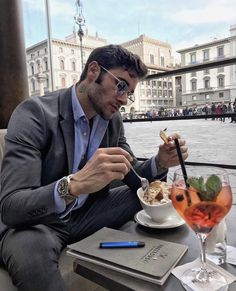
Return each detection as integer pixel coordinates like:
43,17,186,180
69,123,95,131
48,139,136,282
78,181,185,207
100,66,135,103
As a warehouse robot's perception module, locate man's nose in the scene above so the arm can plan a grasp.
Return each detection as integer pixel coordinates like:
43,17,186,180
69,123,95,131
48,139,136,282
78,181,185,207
117,92,128,105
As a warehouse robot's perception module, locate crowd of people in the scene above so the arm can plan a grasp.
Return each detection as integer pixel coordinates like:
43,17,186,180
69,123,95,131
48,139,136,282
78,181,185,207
122,99,236,123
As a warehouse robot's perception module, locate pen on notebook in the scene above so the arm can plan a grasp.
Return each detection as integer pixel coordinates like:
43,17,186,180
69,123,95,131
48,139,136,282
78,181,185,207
99,241,145,249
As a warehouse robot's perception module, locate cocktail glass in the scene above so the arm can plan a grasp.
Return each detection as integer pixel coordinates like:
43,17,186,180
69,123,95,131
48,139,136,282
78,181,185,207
172,166,232,290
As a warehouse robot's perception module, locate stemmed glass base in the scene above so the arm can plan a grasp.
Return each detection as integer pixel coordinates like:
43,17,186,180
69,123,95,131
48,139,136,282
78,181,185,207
181,267,229,291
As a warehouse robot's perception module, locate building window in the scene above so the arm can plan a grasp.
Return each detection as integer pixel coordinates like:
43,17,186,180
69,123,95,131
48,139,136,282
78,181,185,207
44,59,48,71
59,47,63,53
37,61,41,71
31,79,35,91
60,59,65,70
44,47,47,53
150,54,154,64
160,56,165,66
152,80,156,87
219,92,224,98
190,52,196,64
176,77,181,86
203,50,209,61
217,46,224,58
204,78,210,89
191,79,197,91
218,76,225,88
61,77,66,87
72,61,76,71
31,64,34,75
205,94,210,100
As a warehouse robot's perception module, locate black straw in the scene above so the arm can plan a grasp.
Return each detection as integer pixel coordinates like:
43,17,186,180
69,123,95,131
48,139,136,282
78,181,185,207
174,138,191,206
174,138,189,186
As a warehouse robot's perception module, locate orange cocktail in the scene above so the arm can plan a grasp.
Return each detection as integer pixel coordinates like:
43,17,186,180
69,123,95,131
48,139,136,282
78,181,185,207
172,181,232,233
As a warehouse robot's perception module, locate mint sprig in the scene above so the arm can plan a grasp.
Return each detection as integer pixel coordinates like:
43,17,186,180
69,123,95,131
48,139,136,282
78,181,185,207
187,174,222,201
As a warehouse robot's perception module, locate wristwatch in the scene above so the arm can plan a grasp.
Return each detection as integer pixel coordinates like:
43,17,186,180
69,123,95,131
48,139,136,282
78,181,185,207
57,174,76,200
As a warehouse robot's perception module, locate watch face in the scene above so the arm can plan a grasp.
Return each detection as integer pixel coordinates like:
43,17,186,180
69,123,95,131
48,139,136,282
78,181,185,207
58,178,68,196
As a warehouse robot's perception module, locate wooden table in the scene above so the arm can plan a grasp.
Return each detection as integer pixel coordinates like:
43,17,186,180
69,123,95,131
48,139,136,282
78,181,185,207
73,205,236,291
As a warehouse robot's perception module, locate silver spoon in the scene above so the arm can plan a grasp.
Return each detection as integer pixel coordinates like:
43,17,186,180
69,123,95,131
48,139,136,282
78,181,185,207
130,165,149,193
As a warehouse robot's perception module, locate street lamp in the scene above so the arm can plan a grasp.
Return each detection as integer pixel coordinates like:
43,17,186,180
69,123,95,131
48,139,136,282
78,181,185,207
74,0,85,71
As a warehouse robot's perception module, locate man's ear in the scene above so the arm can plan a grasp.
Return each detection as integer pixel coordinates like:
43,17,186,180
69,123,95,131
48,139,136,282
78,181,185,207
87,61,100,81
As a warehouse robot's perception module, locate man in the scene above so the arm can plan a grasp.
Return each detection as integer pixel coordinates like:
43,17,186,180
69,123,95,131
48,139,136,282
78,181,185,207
0,45,188,290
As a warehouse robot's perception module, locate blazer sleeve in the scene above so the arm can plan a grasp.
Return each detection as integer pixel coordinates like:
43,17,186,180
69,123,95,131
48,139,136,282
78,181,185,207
0,98,59,228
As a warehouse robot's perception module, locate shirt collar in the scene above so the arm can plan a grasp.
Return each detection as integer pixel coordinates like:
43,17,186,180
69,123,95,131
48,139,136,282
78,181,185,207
72,84,86,123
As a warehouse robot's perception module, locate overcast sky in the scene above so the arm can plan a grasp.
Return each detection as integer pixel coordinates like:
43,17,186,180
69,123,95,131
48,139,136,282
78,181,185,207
22,0,236,57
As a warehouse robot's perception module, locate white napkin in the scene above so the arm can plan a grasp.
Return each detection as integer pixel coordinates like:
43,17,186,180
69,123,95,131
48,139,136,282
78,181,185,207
227,246,236,265
172,258,236,291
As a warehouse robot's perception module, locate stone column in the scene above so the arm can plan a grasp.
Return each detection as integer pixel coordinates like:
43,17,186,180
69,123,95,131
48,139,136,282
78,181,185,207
0,0,29,129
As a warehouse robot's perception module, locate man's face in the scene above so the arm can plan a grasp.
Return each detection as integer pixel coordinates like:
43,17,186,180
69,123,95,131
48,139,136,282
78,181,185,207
88,67,138,120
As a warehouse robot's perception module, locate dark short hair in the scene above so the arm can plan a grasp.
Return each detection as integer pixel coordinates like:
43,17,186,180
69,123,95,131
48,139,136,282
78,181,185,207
79,44,147,82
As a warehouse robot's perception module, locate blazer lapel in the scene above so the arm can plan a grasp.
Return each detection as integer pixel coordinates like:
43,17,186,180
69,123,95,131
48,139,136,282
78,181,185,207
59,86,74,173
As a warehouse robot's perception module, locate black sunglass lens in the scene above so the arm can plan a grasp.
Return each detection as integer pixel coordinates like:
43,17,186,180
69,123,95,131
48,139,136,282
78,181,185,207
117,81,128,94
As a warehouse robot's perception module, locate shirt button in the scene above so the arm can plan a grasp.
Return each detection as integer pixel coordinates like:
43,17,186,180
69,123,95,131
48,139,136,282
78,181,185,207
83,132,87,136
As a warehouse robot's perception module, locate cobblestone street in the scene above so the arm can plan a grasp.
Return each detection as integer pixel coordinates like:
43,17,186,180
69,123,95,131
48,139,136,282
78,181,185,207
124,118,236,202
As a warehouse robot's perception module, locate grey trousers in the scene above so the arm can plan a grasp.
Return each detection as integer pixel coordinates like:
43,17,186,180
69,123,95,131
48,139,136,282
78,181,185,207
0,186,141,291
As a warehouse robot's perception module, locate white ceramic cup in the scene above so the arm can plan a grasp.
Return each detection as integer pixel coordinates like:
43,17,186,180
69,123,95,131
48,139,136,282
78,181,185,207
137,187,178,223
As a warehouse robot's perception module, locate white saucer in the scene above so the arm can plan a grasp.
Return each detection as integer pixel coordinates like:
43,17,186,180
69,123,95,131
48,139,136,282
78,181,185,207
134,210,185,229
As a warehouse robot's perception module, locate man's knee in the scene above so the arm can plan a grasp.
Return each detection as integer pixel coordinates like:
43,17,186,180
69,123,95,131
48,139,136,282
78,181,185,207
1,226,64,289
2,226,62,261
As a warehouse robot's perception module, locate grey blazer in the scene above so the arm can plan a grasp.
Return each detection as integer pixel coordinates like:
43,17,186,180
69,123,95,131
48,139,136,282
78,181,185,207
0,86,154,239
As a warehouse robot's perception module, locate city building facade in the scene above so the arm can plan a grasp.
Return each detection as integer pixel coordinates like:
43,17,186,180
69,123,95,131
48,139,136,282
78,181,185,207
26,29,107,97
177,25,236,107
121,34,176,114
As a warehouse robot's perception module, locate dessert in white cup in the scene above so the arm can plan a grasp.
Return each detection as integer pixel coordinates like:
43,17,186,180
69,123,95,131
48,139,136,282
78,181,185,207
137,180,178,223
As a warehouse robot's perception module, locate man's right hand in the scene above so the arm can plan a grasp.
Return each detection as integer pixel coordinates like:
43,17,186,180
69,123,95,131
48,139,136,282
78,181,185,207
69,147,133,196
